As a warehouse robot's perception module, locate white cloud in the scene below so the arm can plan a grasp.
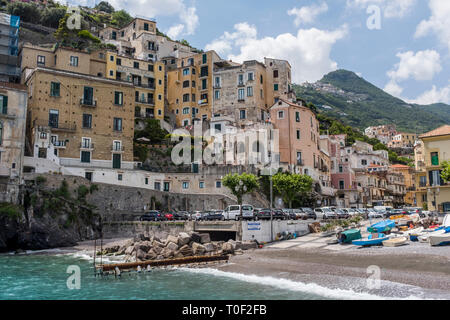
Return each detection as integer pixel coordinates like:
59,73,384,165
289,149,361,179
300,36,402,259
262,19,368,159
346,0,416,18
406,85,450,105
206,23,348,84
415,0,450,51
287,2,328,26
387,50,442,82
384,80,404,97
167,24,185,39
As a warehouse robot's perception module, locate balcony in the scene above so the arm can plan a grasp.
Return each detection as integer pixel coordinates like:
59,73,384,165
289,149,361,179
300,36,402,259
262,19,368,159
237,82,245,87
80,143,94,150
80,98,97,107
112,145,125,153
135,98,155,106
296,159,304,166
50,123,77,133
213,84,221,89
52,141,67,148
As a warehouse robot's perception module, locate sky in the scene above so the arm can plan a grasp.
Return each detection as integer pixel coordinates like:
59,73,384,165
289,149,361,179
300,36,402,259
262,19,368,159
65,0,450,105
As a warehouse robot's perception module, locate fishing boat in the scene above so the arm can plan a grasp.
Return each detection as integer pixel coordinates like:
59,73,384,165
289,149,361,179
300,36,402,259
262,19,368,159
443,214,450,227
402,226,424,236
429,233,450,246
367,220,396,233
337,229,362,244
352,233,389,247
382,236,408,247
418,227,447,243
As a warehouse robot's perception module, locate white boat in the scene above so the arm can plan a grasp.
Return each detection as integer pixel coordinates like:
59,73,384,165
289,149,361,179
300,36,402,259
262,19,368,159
383,236,408,247
402,227,424,236
418,229,446,243
443,214,450,227
429,233,450,246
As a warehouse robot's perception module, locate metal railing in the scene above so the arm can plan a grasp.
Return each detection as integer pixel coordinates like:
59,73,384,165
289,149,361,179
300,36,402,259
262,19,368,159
80,98,97,107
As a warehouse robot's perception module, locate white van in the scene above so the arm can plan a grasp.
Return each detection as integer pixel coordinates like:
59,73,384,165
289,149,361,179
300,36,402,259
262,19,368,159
224,204,254,221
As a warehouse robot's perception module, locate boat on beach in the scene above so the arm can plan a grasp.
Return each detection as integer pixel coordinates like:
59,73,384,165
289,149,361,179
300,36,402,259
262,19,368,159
352,233,390,247
429,233,450,246
382,237,408,247
367,220,396,233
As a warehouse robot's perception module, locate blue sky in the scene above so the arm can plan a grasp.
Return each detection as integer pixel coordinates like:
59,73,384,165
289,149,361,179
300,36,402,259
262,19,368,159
71,0,450,105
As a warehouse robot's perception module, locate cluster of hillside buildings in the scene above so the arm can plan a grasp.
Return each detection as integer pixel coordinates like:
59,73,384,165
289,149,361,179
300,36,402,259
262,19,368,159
365,124,418,150
0,12,448,212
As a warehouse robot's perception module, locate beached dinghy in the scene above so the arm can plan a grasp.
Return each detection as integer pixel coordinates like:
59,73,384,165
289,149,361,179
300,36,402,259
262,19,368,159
367,220,396,233
383,236,408,247
352,233,389,247
338,229,362,244
443,214,450,227
402,227,424,236
418,227,447,243
429,233,450,246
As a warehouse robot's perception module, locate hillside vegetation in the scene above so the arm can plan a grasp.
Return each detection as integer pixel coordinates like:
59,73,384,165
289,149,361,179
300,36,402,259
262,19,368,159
294,70,450,133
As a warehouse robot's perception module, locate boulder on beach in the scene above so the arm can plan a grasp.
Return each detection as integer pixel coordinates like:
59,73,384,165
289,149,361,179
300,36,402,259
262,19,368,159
166,241,179,252
178,232,191,246
204,243,215,252
166,235,179,245
192,242,206,255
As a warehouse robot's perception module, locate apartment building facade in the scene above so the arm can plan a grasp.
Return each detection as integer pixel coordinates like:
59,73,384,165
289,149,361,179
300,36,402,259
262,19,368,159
0,82,27,203
24,68,135,176
0,13,20,83
414,125,450,212
388,132,417,149
364,124,397,145
390,164,415,205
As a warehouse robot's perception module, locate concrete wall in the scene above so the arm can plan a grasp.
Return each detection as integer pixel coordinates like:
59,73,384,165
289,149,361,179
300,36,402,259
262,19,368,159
242,220,309,242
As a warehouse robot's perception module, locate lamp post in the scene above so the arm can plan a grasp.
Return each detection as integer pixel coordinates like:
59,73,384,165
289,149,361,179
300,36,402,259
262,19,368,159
428,187,440,213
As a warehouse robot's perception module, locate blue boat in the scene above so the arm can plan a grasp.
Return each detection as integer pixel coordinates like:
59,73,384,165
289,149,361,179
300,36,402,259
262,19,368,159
352,233,390,246
367,220,396,233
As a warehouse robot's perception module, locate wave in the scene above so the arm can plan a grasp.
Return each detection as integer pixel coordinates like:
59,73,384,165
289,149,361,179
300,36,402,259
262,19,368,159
180,268,426,300
64,251,126,264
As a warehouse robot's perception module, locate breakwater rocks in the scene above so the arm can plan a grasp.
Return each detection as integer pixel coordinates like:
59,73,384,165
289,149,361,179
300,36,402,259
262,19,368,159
98,232,258,261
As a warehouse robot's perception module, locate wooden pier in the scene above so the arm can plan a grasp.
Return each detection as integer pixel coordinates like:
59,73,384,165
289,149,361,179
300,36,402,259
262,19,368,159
95,254,230,276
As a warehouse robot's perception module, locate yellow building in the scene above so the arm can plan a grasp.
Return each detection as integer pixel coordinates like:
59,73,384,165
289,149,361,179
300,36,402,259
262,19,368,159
414,125,450,213
388,132,417,149
24,68,135,172
390,164,415,205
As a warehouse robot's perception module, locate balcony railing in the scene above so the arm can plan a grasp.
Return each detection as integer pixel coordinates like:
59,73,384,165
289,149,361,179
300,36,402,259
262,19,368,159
112,145,124,152
296,160,304,166
135,98,155,105
80,98,97,107
80,143,94,150
52,141,67,148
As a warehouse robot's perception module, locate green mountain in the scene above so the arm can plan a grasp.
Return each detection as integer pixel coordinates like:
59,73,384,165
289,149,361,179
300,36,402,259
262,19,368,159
293,70,450,133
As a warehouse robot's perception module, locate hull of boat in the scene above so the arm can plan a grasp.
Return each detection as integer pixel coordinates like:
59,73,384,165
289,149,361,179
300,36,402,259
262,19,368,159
383,237,408,247
367,220,396,233
429,233,450,246
353,236,389,246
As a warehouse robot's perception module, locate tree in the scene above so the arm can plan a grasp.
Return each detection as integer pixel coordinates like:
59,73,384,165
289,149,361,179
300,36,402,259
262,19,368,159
134,119,168,144
40,7,67,28
7,2,41,24
222,173,260,205
272,173,313,208
95,1,115,13
111,10,133,28
441,161,450,183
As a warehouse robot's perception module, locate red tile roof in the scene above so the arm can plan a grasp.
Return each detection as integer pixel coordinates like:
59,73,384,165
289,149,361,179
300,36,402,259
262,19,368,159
419,125,450,139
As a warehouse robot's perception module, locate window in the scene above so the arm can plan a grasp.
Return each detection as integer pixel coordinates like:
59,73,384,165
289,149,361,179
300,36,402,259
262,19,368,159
214,77,220,88
295,111,300,122
216,181,222,188
0,95,7,115
339,180,345,190
154,182,161,191
85,172,92,181
214,90,220,100
109,70,114,76
148,64,153,71
260,75,263,83
83,87,94,105
199,181,205,189
109,55,114,62
339,165,343,173
113,118,122,131
144,23,149,31
239,110,246,119
238,74,244,86
202,79,207,90
111,31,117,40
163,182,170,192
431,152,439,166
183,68,190,76
133,62,139,69
37,55,45,65
238,88,245,101
192,93,196,102
116,58,121,66
49,109,59,128
248,72,254,81
145,178,149,185
182,182,189,189
296,130,301,140
361,159,367,166
247,86,253,97
183,94,190,102
192,80,196,88
273,70,279,78
182,107,189,114
277,110,284,119
82,114,92,129
200,66,208,77
297,152,302,165
81,151,91,163
274,84,279,91
118,173,123,181
81,137,91,149
113,154,121,169
70,56,78,67
183,80,189,88
202,54,207,64
114,91,123,105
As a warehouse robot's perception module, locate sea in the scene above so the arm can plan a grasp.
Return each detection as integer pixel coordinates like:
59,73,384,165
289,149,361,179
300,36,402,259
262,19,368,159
0,250,448,300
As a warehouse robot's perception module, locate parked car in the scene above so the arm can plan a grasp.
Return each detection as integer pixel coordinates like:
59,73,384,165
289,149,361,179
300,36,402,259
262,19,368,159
314,207,337,220
389,209,408,217
139,210,164,221
347,208,359,216
335,208,350,219
374,206,393,218
367,208,383,219
254,208,273,220
223,205,254,221
405,207,425,218
301,207,316,220
282,209,297,220
202,210,225,221
173,211,189,220
160,211,174,221
273,209,287,220
292,208,306,220
191,211,203,221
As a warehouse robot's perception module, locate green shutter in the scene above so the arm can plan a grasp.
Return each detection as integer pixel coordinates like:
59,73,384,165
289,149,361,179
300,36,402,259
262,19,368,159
1,95,7,114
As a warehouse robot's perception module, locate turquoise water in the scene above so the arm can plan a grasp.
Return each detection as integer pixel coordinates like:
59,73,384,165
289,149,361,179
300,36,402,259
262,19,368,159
0,252,445,300
0,253,327,300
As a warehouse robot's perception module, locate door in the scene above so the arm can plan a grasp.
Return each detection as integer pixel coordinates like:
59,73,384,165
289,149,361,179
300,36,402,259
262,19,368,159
113,154,121,169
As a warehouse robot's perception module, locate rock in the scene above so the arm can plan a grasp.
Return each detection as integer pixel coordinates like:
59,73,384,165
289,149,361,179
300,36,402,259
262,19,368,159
179,245,193,256
147,249,157,260
166,241,179,252
124,245,134,255
135,241,152,252
192,242,206,255
178,232,191,246
191,232,202,243
174,251,184,258
151,235,161,243
136,248,147,261
227,240,237,250
222,242,234,254
166,235,179,245
234,249,244,255
199,233,211,244
153,245,163,255
152,240,164,248
204,243,215,252
161,247,174,259
156,255,164,260
241,241,258,250
134,233,146,242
